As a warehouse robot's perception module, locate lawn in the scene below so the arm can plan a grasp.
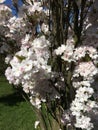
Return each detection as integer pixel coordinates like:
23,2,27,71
0,76,37,130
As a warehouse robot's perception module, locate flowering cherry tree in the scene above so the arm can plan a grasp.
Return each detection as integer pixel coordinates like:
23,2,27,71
0,0,98,130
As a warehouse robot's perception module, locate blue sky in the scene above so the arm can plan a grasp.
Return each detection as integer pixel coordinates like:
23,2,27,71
3,0,23,16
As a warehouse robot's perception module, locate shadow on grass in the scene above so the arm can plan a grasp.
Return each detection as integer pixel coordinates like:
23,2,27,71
0,92,25,106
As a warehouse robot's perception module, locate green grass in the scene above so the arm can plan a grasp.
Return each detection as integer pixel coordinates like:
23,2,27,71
0,76,37,130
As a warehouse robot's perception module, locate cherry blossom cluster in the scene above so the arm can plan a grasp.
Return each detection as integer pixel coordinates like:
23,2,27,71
55,38,75,62
0,1,50,110
55,36,98,129
70,86,97,130
5,35,52,107
0,0,49,54
55,40,98,63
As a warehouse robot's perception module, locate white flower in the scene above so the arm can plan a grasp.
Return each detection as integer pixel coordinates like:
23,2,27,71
55,44,66,55
72,81,91,89
30,97,41,109
62,49,73,62
73,46,98,61
87,101,98,109
22,81,35,93
55,39,75,62
32,36,50,49
41,23,49,34
34,121,40,129
73,61,98,79
75,116,93,130
5,67,17,84
22,60,33,72
70,85,96,130
73,46,86,60
28,2,42,14
21,34,30,45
